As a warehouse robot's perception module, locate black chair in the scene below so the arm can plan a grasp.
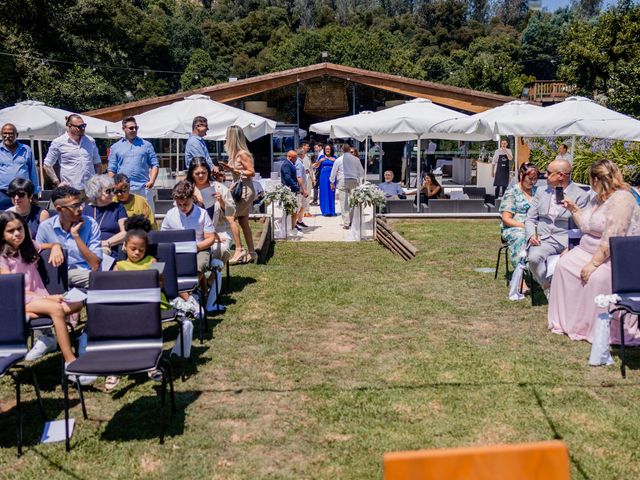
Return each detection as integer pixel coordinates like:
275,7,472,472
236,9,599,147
149,230,208,342
63,270,176,450
30,249,71,344
156,189,173,201
609,236,640,378
495,236,511,285
385,199,417,214
0,274,47,456
426,199,457,214
463,187,486,200
155,200,175,215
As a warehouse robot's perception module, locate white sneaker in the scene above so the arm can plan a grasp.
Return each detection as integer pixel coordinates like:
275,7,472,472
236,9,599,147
64,362,97,386
25,335,57,361
290,229,303,238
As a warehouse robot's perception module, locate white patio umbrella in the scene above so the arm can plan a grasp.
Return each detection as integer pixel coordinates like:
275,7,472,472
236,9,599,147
430,100,542,139
494,96,640,141
0,100,120,189
120,94,276,141
0,100,121,140
311,98,485,208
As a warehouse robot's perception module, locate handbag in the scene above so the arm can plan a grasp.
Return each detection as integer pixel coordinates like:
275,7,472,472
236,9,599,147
230,180,243,201
589,313,615,366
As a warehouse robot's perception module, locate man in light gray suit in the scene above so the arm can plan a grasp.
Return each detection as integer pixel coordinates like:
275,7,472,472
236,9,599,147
330,143,364,228
525,159,591,295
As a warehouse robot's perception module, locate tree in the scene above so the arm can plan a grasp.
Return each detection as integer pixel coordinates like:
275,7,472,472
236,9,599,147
520,9,572,80
180,49,219,90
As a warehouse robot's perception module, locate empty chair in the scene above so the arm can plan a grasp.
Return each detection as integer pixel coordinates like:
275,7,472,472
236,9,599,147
156,189,173,201
609,236,640,378
63,270,176,450
0,273,47,456
457,199,488,213
463,187,486,199
426,199,457,214
385,200,416,214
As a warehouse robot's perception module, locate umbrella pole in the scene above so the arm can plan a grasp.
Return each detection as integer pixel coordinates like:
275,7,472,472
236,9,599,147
364,137,369,182
176,139,180,177
37,140,44,191
416,137,421,211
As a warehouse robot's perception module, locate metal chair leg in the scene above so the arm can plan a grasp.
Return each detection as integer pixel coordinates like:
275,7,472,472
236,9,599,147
63,374,71,452
495,245,504,280
225,260,230,293
76,380,88,420
31,369,47,421
165,359,177,414
620,313,627,379
12,372,22,457
159,367,166,444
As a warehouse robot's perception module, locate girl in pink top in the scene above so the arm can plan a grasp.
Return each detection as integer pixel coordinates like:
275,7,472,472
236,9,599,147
0,211,82,363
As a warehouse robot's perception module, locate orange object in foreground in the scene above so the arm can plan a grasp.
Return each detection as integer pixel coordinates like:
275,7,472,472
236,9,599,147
383,440,570,480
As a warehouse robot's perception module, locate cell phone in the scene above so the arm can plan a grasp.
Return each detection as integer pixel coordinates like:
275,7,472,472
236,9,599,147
555,186,564,203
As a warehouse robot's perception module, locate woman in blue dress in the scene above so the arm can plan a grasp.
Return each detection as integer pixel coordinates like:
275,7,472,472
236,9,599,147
318,144,337,216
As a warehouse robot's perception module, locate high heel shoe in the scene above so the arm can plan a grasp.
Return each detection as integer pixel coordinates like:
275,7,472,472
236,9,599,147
228,250,246,265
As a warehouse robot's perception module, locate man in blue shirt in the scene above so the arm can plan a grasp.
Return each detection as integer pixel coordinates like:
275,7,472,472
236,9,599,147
377,170,406,199
0,123,40,209
36,185,102,288
107,116,159,209
185,116,216,170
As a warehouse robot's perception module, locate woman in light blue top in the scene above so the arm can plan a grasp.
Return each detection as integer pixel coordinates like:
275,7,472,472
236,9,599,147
499,162,539,269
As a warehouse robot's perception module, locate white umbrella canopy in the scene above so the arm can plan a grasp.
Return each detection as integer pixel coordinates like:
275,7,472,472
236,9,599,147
430,100,542,139
309,110,374,137
310,98,489,142
495,96,640,140
0,100,121,139
120,94,276,141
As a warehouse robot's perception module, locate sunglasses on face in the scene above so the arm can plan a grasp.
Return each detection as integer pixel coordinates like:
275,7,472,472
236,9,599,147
103,188,115,195
69,123,87,130
60,202,85,211
114,188,129,194
10,191,27,198
125,126,139,131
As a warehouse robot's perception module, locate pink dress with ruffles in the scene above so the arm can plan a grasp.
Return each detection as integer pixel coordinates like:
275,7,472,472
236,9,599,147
548,190,640,344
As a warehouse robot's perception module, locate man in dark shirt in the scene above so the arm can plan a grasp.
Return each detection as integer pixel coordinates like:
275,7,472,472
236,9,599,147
280,150,301,235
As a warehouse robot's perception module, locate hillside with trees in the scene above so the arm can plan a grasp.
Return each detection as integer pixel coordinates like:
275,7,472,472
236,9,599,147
1,0,638,116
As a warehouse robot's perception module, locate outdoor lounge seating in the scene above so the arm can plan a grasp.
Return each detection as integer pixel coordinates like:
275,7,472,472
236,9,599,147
63,270,176,451
427,199,487,214
609,236,640,378
385,199,417,214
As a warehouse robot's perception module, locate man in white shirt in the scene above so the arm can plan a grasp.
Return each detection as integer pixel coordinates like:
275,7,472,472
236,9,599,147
162,180,220,293
44,114,102,193
555,143,572,163
330,143,364,228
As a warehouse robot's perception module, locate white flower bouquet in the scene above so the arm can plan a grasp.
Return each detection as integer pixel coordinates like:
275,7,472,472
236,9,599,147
262,185,299,215
349,182,387,209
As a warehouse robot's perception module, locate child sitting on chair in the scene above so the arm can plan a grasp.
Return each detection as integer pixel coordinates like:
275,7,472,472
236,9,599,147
0,211,96,384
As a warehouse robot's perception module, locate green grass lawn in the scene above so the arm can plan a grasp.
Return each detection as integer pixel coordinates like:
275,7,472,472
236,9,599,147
1,219,639,479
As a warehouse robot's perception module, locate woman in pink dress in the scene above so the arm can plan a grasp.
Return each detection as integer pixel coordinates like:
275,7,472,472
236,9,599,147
548,160,640,344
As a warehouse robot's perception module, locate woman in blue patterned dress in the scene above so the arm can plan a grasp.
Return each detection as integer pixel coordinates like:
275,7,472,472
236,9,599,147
499,162,539,269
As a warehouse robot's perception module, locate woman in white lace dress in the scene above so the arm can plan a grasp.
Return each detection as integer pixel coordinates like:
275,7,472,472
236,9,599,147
548,159,640,344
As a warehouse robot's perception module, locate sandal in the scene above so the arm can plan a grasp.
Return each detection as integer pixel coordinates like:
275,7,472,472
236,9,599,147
105,375,120,392
148,369,163,382
248,251,258,263
228,250,246,265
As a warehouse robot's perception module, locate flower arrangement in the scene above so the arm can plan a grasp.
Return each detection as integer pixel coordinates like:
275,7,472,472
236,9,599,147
349,182,387,209
262,185,299,214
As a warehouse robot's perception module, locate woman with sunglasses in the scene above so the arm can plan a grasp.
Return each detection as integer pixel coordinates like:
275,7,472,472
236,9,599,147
83,174,127,256
6,178,49,239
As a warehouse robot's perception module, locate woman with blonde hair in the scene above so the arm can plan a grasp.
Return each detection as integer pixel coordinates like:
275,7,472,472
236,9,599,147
221,126,257,264
548,159,640,344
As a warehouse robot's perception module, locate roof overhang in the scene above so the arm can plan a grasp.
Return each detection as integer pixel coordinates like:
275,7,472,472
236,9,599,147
85,63,517,122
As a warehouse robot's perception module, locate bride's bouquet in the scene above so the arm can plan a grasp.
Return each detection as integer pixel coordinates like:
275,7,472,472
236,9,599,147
262,185,299,214
349,182,387,209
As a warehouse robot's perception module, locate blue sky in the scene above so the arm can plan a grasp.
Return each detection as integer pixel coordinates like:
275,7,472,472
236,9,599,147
542,0,619,11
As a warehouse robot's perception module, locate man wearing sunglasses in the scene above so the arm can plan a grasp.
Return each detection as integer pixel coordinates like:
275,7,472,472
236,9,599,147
43,114,102,193
36,185,102,289
0,123,40,209
107,116,159,210
185,116,216,171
